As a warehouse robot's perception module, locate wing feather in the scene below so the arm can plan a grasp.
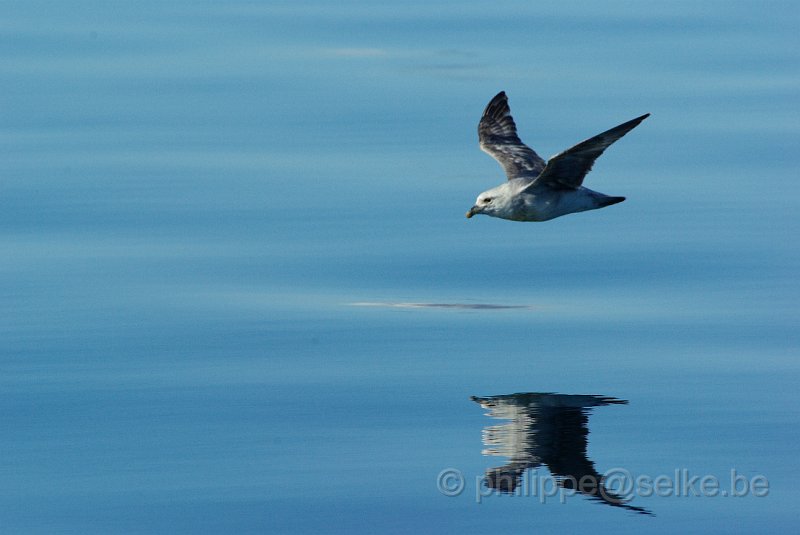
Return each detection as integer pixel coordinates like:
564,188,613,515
478,92,546,180
531,113,650,190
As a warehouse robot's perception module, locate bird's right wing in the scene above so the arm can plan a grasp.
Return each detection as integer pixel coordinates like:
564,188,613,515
478,91,546,180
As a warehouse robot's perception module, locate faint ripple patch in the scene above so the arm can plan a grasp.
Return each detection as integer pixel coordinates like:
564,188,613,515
350,302,531,310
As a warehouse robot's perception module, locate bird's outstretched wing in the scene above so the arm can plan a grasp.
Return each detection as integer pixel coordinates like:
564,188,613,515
478,91,546,180
530,113,650,190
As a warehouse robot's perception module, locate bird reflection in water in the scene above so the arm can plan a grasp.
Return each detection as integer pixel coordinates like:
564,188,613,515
471,392,651,515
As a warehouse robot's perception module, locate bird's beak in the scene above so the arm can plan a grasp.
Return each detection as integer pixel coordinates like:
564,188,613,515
466,206,479,219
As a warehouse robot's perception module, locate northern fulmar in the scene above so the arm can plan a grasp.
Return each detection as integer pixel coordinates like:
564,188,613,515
466,92,649,222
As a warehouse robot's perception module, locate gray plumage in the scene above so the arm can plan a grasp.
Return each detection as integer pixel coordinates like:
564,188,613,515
467,92,649,222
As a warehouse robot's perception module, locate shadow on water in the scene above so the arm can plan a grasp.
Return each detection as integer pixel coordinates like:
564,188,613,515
471,392,652,516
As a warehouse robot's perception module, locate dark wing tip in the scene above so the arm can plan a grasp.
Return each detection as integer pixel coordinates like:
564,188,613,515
482,91,509,118
619,113,650,130
606,112,650,139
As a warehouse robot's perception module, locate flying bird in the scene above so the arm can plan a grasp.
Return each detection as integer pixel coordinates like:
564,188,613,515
466,92,649,222
472,392,652,515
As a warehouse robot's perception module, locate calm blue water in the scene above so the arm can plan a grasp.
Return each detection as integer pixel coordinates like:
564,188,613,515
2,1,799,532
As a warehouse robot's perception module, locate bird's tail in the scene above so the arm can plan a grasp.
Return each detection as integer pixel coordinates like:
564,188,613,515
599,196,625,207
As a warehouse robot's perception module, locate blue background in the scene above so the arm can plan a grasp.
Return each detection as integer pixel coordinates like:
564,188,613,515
1,1,798,532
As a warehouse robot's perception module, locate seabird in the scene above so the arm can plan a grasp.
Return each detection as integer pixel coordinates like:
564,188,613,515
466,92,649,222
471,392,652,515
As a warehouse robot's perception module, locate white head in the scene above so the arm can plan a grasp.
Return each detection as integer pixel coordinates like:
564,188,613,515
466,183,514,219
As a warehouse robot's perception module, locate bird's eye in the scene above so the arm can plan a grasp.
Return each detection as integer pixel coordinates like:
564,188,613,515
482,198,492,204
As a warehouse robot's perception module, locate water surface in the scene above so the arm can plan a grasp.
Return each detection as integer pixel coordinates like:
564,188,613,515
1,1,798,532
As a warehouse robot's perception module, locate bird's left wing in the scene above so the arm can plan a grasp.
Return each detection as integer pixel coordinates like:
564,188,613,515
479,92,546,180
529,113,649,190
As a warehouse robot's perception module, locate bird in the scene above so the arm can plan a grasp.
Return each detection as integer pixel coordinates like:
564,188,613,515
466,92,649,222
471,392,652,515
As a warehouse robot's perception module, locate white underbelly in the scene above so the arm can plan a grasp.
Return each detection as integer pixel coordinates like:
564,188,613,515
519,190,596,221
